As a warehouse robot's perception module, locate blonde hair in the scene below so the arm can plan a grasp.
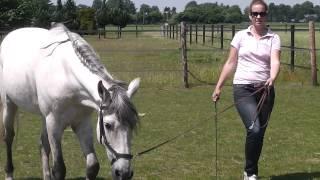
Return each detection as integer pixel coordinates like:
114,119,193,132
250,0,268,13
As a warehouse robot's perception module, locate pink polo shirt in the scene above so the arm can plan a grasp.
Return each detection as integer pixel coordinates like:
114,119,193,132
231,26,281,84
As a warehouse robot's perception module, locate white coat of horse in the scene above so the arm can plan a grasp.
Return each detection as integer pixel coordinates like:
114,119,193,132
0,23,140,180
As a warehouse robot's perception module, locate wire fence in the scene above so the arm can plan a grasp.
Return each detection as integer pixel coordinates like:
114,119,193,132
77,23,320,87
0,23,319,87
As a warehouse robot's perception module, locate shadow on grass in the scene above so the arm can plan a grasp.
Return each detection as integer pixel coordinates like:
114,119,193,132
18,177,106,180
270,172,320,180
67,178,106,180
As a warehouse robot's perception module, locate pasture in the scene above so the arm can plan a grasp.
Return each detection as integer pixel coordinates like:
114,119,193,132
1,25,320,179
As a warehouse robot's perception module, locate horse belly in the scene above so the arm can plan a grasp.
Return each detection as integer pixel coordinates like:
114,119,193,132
0,28,48,114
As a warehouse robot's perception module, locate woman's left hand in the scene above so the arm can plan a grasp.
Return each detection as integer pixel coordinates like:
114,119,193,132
265,78,274,87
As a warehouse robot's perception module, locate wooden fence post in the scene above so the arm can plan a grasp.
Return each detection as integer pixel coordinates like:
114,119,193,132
179,25,181,41
195,24,198,44
285,23,288,33
136,25,138,38
173,25,175,39
176,24,179,40
118,26,121,38
211,24,214,45
309,21,318,86
232,25,235,37
203,24,206,45
181,22,189,88
220,25,224,49
189,25,192,45
290,25,295,71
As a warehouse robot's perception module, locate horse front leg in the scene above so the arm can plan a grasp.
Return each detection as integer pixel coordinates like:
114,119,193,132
46,114,66,180
72,118,100,180
2,99,17,180
40,118,51,180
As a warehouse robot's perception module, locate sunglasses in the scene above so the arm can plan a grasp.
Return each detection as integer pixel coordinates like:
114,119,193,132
251,12,267,17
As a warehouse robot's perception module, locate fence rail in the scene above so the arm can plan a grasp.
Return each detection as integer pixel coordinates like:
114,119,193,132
176,22,319,87
0,23,318,87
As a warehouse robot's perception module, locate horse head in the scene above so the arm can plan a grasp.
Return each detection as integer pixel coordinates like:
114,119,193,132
50,23,141,179
97,78,140,180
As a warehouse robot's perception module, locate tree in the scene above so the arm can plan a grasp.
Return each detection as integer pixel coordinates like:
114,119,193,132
301,1,315,14
123,0,136,14
149,6,162,24
224,5,242,23
30,0,53,28
163,6,177,23
92,0,103,10
53,0,64,22
107,0,130,28
163,6,170,22
171,7,177,15
95,0,110,28
179,6,200,23
64,0,78,29
268,3,276,22
78,8,96,32
185,1,197,10
138,4,151,24
0,0,19,28
278,4,292,22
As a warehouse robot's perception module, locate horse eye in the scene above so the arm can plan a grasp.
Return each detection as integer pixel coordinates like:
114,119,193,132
105,123,113,130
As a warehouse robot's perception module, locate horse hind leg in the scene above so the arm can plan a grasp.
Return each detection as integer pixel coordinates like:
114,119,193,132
2,98,18,180
40,117,51,180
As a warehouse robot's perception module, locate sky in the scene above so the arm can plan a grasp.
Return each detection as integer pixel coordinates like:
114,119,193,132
74,0,320,12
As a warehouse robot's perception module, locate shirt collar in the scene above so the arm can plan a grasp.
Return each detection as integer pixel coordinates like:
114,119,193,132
246,25,274,38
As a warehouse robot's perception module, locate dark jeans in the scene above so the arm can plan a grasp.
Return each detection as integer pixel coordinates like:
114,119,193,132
233,83,275,176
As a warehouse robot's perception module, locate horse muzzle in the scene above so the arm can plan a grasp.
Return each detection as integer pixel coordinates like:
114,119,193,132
112,167,133,180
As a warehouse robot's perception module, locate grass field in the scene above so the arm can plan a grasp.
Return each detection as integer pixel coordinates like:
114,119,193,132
1,24,320,179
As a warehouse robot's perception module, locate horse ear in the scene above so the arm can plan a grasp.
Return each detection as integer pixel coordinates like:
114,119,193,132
97,81,110,101
127,78,140,98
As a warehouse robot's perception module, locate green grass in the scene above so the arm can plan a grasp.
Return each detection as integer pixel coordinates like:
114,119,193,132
1,27,320,179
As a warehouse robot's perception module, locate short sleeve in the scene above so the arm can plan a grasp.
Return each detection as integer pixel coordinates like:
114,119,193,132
230,31,242,50
271,34,281,50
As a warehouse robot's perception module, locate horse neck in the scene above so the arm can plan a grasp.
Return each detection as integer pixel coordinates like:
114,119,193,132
67,54,113,110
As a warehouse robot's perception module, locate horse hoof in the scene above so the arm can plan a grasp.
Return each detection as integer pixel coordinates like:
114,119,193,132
5,174,14,180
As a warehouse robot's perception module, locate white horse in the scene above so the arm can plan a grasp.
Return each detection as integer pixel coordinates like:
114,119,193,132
0,23,140,180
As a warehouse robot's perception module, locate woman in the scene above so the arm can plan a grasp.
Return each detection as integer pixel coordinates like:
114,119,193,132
212,0,281,179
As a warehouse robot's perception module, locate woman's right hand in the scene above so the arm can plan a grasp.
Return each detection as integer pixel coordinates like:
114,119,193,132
212,89,221,102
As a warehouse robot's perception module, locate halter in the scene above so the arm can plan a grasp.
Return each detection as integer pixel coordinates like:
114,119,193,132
99,104,133,165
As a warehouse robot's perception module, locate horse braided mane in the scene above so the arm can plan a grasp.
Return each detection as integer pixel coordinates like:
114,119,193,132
50,23,126,87
50,23,138,128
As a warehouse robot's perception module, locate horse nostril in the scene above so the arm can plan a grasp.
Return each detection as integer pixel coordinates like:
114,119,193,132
115,169,133,179
115,169,121,177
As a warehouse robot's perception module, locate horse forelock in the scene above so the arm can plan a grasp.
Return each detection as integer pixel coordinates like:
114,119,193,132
107,86,139,130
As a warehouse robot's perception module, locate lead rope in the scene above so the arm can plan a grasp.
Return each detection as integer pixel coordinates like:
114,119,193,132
248,86,271,130
134,86,268,159
214,101,218,180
